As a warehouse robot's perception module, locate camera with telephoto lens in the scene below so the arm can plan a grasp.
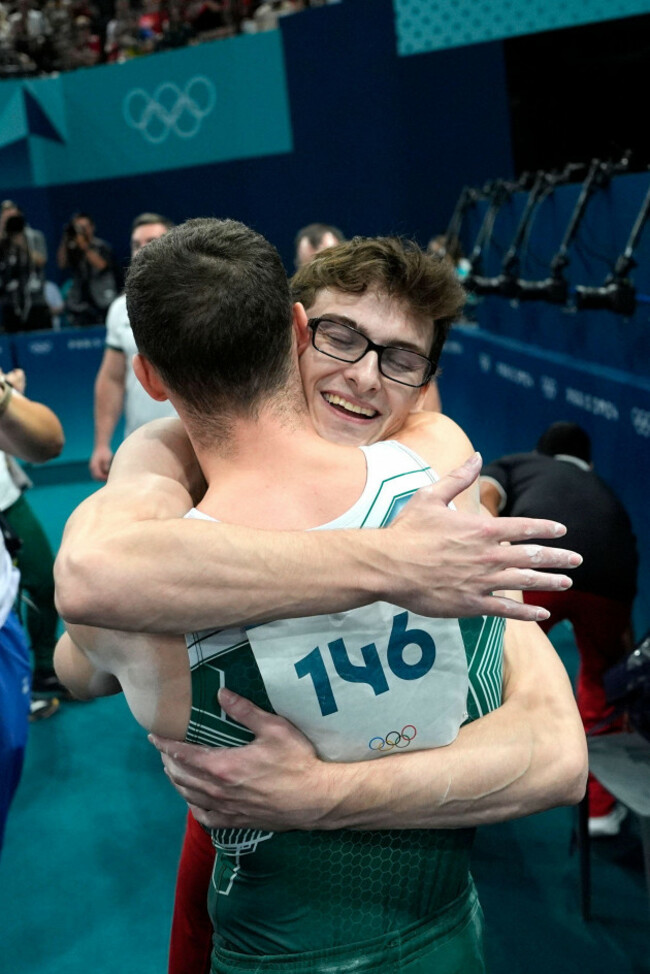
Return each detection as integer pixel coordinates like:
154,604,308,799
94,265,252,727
4,213,25,237
64,220,79,243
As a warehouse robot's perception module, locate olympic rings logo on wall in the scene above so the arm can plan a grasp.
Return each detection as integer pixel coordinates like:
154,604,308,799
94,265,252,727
368,725,417,751
123,76,216,144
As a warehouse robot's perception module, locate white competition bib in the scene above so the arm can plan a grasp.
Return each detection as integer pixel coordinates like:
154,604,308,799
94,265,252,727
246,602,469,762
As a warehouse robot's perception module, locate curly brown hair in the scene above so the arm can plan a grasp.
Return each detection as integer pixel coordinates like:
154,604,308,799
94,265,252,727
291,235,466,371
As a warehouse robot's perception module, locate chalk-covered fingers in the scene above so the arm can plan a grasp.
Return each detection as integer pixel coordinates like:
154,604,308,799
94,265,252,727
471,518,582,618
488,567,571,598
492,515,570,544
484,535,581,588
382,470,583,621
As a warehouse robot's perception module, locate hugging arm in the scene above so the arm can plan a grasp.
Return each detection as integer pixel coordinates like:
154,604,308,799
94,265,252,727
54,619,191,740
55,421,582,634
52,418,587,830
152,618,587,832
54,630,122,701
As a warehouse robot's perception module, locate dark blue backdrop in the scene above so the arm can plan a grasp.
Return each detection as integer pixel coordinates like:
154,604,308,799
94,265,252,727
8,0,514,272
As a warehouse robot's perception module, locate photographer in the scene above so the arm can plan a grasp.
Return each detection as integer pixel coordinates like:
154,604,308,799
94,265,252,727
0,201,51,334
57,212,118,328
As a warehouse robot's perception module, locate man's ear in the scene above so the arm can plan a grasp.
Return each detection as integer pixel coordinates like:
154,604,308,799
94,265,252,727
293,302,311,354
417,377,441,414
132,353,169,402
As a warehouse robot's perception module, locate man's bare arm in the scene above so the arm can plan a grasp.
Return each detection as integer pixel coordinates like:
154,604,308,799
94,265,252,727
89,348,127,481
55,440,581,633
151,618,587,831
107,417,206,500
54,631,123,700
56,418,581,631
0,381,64,463
479,479,503,517
54,621,191,739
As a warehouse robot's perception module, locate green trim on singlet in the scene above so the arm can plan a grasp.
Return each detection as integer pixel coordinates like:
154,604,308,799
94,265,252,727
460,616,505,722
186,635,269,748
359,467,433,527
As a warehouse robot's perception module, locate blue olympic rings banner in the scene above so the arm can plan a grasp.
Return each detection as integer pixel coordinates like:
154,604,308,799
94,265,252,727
0,32,293,189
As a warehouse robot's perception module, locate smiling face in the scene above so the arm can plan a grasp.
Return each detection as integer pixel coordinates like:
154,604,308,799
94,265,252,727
296,288,433,446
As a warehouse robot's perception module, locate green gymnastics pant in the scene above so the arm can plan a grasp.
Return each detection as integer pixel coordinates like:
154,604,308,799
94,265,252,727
210,881,485,974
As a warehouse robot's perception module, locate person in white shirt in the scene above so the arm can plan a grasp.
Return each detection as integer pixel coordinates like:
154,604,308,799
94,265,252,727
89,213,177,481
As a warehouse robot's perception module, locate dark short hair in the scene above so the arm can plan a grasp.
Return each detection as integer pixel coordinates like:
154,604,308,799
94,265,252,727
291,235,466,372
536,422,592,463
126,218,294,430
131,212,175,232
294,222,346,252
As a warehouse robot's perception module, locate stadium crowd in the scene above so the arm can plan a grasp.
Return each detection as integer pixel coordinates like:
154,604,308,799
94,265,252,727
0,0,334,77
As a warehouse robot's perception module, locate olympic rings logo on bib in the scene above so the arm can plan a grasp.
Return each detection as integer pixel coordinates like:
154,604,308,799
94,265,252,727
368,724,417,751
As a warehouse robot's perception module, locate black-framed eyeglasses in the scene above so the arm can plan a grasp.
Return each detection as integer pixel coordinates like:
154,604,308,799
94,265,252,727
307,317,433,388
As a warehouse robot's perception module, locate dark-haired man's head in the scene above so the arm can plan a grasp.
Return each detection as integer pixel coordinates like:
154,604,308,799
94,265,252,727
126,218,296,442
0,200,25,236
70,212,95,238
536,422,592,464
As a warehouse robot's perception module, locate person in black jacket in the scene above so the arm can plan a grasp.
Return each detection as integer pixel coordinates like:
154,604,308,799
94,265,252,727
480,421,638,837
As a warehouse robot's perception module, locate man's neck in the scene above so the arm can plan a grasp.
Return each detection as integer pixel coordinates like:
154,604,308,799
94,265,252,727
188,398,368,531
